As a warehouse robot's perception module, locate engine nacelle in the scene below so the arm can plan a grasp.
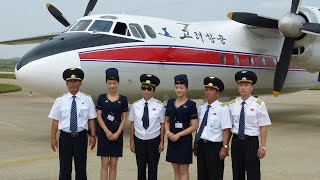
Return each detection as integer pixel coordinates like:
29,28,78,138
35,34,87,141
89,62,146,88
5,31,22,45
292,6,320,72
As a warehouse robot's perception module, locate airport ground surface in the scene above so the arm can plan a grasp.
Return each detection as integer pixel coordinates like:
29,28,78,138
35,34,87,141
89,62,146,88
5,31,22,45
0,79,320,180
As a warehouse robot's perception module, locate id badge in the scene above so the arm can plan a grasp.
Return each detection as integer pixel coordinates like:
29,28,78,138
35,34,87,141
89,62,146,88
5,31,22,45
175,122,183,129
107,114,115,121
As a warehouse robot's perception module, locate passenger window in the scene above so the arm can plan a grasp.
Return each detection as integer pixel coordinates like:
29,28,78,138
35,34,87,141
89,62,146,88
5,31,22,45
129,23,146,39
113,22,130,36
144,25,156,39
233,55,240,65
249,56,254,66
220,53,226,65
70,20,92,31
261,57,267,66
88,20,113,32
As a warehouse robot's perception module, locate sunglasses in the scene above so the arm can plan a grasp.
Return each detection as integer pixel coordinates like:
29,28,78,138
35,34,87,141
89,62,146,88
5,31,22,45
141,86,153,91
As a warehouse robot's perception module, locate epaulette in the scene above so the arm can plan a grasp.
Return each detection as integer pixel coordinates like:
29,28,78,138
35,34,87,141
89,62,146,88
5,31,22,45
156,100,163,104
230,99,236,104
256,99,263,105
133,100,139,104
83,93,91,97
220,103,226,107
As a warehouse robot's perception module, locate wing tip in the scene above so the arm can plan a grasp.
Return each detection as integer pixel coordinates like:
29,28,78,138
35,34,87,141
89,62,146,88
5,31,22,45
273,91,280,97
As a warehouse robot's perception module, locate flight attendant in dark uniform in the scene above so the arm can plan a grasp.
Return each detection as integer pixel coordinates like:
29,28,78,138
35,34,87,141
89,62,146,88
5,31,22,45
165,74,199,180
129,74,165,180
96,68,129,180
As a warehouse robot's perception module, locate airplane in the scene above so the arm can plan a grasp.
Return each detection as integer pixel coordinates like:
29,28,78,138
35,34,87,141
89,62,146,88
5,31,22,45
1,0,320,102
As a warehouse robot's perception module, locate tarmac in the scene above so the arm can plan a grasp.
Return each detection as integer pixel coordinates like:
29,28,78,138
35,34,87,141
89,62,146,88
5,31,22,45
0,78,320,180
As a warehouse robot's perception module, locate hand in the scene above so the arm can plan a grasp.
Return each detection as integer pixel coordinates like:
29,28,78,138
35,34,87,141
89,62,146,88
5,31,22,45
257,147,266,159
110,132,120,141
193,143,198,157
167,132,174,141
158,141,164,153
51,138,58,152
219,147,229,160
105,130,114,140
130,141,135,153
171,133,181,142
89,136,96,150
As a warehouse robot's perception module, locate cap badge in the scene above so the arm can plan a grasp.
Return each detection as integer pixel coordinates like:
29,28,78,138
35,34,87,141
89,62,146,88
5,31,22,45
71,74,76,78
208,83,213,86
146,80,151,84
146,74,152,77
209,76,215,79
242,77,247,80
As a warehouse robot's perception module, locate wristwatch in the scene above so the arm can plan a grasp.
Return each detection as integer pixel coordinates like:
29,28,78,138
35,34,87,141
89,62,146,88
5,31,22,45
261,146,266,151
91,135,96,138
223,144,228,149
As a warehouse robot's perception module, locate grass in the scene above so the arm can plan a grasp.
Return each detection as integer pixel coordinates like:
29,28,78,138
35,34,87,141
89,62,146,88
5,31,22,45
0,84,22,94
0,60,17,72
309,85,320,90
0,73,16,79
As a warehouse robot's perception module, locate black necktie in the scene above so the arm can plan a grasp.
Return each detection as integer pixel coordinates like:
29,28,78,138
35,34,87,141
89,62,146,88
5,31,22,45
238,101,246,140
142,102,149,129
195,105,211,142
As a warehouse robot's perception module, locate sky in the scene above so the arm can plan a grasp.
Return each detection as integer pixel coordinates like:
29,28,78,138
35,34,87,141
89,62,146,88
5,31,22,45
1,0,320,58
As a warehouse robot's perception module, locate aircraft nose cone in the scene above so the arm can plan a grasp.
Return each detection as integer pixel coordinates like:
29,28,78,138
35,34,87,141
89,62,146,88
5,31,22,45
15,52,81,98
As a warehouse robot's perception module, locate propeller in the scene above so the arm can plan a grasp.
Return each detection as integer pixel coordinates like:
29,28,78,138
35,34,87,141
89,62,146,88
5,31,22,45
46,3,70,27
227,0,320,96
46,0,98,27
84,0,98,16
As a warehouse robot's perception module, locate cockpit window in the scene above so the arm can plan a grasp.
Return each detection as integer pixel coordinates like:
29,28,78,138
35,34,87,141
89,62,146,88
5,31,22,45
88,20,113,32
70,20,92,31
129,23,146,39
144,25,156,39
113,22,131,36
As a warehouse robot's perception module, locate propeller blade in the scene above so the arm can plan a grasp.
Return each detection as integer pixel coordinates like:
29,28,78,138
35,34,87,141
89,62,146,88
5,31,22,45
301,23,320,35
291,0,301,14
227,12,279,29
273,37,295,97
46,3,70,27
84,0,98,16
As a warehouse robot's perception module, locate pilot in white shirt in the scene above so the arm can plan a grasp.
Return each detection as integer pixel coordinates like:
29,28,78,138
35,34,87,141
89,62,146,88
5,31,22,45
48,68,97,180
195,76,232,180
229,70,271,180
129,74,165,180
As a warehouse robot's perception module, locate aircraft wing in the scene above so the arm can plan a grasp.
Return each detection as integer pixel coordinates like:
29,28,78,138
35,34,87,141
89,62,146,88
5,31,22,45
245,26,282,38
0,32,60,45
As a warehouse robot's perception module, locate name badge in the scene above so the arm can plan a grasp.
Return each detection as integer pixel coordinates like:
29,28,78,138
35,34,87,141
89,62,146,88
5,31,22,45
107,114,115,121
175,122,183,129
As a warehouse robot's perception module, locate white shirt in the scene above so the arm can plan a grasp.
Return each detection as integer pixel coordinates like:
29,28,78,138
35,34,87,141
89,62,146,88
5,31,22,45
129,97,165,140
197,100,232,142
48,91,97,132
229,96,271,136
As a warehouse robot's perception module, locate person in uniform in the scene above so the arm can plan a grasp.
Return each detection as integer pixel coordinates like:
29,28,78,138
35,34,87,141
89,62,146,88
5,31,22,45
96,68,128,180
165,74,198,180
129,74,165,180
229,70,271,180
49,68,97,180
194,76,232,180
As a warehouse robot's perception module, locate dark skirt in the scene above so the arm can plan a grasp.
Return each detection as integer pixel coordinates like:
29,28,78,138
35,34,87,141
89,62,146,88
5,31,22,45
97,129,123,157
166,139,193,164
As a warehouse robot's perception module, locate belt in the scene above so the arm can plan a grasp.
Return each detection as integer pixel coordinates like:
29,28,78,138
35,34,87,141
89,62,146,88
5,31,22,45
233,134,258,140
60,130,87,137
198,139,221,144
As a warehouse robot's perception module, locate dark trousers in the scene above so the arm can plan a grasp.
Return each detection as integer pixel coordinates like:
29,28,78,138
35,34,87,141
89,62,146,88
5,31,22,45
197,140,224,180
134,135,161,180
59,131,88,180
231,134,260,180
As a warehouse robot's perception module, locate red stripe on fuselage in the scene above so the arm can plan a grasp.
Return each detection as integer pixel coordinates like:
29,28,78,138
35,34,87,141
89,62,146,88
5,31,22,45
79,47,302,69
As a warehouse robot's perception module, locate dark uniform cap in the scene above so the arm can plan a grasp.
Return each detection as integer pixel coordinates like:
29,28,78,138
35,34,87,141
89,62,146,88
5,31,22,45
63,68,84,81
204,76,224,92
235,70,257,85
105,68,119,81
174,74,188,86
140,74,160,87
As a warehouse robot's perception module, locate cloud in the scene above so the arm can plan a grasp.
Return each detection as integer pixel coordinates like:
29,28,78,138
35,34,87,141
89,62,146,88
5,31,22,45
260,0,291,9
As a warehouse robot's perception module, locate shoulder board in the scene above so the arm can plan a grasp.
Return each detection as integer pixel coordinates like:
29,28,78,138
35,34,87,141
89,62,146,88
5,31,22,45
256,99,263,105
220,103,225,107
57,94,65,98
230,99,236,104
156,100,163,104
83,93,91,97
133,100,139,104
